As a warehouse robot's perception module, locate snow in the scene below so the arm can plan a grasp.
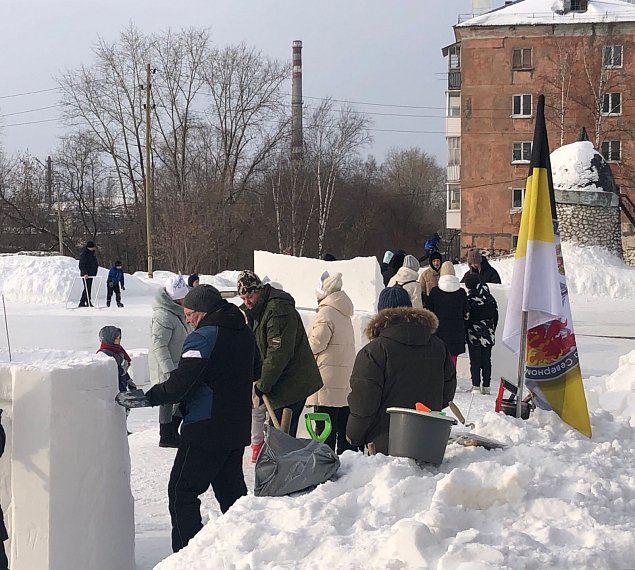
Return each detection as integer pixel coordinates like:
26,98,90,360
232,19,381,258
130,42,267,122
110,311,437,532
458,0,635,27
0,245,632,569
551,141,604,192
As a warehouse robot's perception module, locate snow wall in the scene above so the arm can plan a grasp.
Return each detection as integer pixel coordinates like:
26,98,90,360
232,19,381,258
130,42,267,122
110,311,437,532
0,353,135,570
254,251,383,313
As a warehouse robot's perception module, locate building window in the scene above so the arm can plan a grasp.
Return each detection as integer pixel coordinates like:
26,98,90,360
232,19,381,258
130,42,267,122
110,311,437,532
603,45,623,68
601,140,621,162
512,94,532,117
448,137,460,166
512,188,525,210
512,48,532,70
448,45,460,70
512,142,532,163
448,184,461,211
570,0,588,11
448,92,461,117
602,92,621,115
511,234,519,250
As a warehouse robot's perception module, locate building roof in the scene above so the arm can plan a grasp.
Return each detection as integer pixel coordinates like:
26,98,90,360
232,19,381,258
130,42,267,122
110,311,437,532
457,0,635,28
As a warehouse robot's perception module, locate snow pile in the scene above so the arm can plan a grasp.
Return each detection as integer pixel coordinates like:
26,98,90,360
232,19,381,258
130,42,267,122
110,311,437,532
0,254,155,304
154,408,634,570
457,243,635,299
586,349,635,426
550,141,603,192
133,269,240,292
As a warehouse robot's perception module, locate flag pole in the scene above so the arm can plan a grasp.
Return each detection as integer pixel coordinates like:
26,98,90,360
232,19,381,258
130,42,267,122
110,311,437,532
516,310,528,418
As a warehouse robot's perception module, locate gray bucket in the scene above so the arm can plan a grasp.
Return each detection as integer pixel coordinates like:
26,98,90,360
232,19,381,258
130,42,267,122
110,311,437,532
387,407,457,465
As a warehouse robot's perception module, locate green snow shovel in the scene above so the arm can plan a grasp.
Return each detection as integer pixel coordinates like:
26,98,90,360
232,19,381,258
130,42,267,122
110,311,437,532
304,412,332,443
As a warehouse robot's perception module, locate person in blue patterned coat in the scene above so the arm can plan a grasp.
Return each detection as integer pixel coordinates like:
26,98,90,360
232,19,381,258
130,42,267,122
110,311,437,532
464,272,499,395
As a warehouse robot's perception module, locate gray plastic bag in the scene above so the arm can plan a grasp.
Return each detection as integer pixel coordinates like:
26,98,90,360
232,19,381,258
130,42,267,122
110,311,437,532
254,425,340,497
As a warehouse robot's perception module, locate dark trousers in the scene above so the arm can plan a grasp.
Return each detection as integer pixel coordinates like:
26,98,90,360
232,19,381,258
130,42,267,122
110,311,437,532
107,282,121,304
0,543,7,570
79,277,94,306
168,443,247,553
272,399,306,437
468,344,492,388
314,405,358,454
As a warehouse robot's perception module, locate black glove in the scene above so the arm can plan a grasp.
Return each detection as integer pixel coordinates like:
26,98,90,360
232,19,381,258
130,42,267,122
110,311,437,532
115,388,151,409
127,379,137,390
122,285,125,291
254,384,265,407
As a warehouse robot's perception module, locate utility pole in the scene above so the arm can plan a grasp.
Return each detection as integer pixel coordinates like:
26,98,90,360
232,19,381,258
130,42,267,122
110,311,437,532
145,63,154,278
47,156,64,255
291,40,304,165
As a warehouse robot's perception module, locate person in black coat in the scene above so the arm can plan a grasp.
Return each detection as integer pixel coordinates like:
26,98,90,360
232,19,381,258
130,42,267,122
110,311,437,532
426,261,468,367
381,250,406,287
78,240,99,307
346,286,456,455
0,410,8,570
460,249,501,285
118,285,255,553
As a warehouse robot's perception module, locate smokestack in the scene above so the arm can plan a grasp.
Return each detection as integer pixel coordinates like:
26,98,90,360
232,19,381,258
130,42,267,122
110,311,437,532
291,40,303,164
471,0,492,15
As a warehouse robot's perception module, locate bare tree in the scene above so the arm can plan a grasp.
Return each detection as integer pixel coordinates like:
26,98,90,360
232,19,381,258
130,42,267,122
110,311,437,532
305,99,372,257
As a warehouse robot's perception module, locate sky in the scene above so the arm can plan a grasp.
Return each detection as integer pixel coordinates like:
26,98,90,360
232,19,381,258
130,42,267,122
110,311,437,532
0,0,477,165
0,243,633,568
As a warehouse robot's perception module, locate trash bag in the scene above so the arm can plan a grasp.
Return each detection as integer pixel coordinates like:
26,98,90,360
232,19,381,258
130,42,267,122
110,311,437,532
254,425,340,497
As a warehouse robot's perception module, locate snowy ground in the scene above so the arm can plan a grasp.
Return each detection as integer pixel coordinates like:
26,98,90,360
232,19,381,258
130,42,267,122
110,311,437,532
0,247,634,569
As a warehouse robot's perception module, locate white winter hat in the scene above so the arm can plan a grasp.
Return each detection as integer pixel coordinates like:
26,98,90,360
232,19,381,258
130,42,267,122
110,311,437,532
316,271,343,301
165,274,190,301
403,254,420,272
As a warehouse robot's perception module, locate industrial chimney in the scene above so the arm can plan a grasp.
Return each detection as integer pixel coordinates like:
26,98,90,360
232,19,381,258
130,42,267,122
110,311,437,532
291,40,303,164
471,0,492,15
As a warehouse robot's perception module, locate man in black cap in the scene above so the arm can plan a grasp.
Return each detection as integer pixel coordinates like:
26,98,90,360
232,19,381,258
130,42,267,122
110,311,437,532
116,284,255,552
78,240,98,307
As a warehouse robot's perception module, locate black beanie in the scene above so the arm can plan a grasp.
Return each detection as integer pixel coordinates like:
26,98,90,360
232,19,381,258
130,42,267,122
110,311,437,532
464,272,481,291
183,284,222,313
188,273,199,288
86,240,96,249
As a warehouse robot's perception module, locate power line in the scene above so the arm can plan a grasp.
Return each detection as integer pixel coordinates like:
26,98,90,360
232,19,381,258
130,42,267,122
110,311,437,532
0,87,59,100
2,117,61,128
0,104,62,118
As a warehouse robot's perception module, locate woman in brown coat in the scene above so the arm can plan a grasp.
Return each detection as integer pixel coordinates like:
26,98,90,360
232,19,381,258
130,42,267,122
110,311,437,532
419,251,443,304
307,272,357,453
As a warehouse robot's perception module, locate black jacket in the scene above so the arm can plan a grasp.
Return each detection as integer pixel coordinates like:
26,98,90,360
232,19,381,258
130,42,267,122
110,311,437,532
460,256,501,285
466,283,498,347
427,283,468,356
78,247,98,277
146,300,255,448
347,307,457,454
381,251,406,287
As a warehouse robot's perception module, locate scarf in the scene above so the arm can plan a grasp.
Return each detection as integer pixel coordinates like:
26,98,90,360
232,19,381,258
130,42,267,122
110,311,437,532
97,342,131,363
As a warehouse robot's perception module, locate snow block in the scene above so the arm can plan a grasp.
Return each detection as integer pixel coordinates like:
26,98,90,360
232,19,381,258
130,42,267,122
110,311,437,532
8,354,135,570
254,251,383,313
128,349,150,387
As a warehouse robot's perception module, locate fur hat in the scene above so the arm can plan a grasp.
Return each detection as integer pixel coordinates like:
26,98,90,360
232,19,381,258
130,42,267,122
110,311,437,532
402,254,420,272
467,249,482,265
165,274,190,301
187,273,200,288
99,325,121,344
184,284,222,313
316,271,343,301
237,270,263,296
86,240,96,249
440,261,456,277
378,286,412,311
464,272,481,291
383,250,394,264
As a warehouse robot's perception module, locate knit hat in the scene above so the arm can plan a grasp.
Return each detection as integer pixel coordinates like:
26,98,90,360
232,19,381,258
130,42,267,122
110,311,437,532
440,261,455,277
383,250,394,264
184,284,222,313
402,254,420,272
467,248,482,265
429,251,442,267
99,325,121,344
165,274,190,301
114,260,122,268
322,253,337,261
188,273,199,288
316,271,343,300
378,285,412,311
237,270,263,296
464,272,481,291
86,240,96,249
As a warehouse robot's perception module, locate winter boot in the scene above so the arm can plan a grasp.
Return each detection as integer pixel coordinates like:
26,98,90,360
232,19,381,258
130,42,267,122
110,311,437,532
117,301,124,308
106,300,111,307
159,423,179,448
481,386,491,395
251,442,264,463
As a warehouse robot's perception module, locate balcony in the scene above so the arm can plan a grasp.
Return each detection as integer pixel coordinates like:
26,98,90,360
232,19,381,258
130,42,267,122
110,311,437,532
448,70,461,90
447,164,460,182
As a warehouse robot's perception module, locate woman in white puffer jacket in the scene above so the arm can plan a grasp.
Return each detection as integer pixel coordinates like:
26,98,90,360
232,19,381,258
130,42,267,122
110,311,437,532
387,254,423,308
307,271,357,454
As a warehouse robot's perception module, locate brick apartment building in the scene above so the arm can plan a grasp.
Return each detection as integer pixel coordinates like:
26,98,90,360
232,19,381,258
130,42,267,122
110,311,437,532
443,0,635,259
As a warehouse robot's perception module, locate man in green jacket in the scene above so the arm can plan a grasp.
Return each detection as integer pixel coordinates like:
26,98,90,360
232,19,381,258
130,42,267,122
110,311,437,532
237,270,323,437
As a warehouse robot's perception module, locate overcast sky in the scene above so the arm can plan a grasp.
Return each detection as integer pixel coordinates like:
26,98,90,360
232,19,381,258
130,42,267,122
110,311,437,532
0,0,476,164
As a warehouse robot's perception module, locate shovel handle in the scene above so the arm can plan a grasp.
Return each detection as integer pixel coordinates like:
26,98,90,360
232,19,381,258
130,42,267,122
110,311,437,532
448,401,466,425
262,394,281,430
